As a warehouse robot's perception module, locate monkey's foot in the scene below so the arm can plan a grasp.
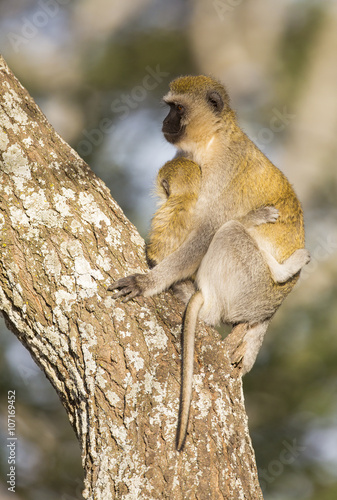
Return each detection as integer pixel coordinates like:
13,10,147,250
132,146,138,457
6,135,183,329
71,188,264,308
223,323,249,377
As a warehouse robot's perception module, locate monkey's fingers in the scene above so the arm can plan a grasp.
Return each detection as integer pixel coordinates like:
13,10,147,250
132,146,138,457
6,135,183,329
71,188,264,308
121,289,141,302
252,206,279,226
264,206,279,223
108,276,135,291
111,287,134,299
108,274,143,301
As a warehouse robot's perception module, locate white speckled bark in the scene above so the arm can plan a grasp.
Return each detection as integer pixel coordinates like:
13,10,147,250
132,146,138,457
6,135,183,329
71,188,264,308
0,56,263,500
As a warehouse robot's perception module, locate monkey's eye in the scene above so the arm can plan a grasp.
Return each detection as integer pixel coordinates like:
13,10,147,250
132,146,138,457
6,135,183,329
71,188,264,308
176,104,184,114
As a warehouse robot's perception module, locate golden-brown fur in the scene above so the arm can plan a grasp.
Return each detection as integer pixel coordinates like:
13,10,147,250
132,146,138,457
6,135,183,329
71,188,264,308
146,158,201,267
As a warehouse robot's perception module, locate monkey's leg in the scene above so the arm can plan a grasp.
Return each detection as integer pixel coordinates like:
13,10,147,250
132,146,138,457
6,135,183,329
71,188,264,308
239,207,310,282
196,220,288,373
197,220,289,340
260,248,310,283
196,220,280,326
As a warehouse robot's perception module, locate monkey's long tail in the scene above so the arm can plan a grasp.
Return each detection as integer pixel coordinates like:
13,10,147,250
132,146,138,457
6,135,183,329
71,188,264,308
177,291,204,451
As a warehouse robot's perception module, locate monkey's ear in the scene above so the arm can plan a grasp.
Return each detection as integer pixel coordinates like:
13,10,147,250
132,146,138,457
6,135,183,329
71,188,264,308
161,179,170,197
207,91,224,113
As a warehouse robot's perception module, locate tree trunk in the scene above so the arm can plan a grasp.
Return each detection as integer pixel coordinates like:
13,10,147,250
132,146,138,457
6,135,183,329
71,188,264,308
0,55,263,499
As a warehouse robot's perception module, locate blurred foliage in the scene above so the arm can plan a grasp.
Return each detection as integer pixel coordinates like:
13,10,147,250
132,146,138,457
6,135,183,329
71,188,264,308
0,0,336,499
246,283,337,499
309,170,337,211
0,320,83,500
277,2,326,105
85,29,196,90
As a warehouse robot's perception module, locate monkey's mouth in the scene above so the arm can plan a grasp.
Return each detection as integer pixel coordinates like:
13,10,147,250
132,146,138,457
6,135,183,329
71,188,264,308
162,127,185,144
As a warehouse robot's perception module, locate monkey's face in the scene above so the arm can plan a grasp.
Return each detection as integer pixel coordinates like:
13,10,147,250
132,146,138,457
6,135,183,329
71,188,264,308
162,76,230,153
157,159,201,200
162,102,186,145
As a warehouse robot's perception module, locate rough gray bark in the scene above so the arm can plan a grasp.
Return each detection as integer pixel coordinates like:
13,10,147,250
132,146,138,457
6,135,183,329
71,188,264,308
0,55,263,499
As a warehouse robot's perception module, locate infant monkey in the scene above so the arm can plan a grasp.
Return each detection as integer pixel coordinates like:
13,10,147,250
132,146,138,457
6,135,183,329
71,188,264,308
146,157,201,303
146,158,202,270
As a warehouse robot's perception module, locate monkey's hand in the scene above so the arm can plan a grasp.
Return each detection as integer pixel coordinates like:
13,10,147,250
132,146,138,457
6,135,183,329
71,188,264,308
242,206,279,227
255,206,279,224
108,274,149,302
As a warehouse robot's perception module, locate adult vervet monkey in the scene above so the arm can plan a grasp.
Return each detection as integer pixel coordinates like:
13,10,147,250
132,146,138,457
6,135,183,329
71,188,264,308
109,75,310,450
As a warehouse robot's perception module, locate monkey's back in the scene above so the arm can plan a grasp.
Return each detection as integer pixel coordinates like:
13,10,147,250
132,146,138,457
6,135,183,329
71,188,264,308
146,158,201,267
146,194,198,265
250,160,303,249
231,146,305,297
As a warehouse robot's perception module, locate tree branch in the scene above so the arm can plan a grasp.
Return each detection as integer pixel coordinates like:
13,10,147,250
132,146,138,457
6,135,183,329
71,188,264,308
0,55,263,499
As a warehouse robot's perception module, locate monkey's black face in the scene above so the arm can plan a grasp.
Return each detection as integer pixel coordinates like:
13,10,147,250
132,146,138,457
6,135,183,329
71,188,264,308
162,102,186,144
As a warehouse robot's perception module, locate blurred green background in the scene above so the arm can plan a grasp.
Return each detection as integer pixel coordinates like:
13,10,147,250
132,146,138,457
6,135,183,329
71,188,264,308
0,0,336,498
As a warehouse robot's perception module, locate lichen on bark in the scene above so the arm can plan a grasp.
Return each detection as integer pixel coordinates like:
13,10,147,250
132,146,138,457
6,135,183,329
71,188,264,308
0,55,263,499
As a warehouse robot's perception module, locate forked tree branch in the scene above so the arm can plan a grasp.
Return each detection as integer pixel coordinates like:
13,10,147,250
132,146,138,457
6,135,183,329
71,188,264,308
0,55,262,499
